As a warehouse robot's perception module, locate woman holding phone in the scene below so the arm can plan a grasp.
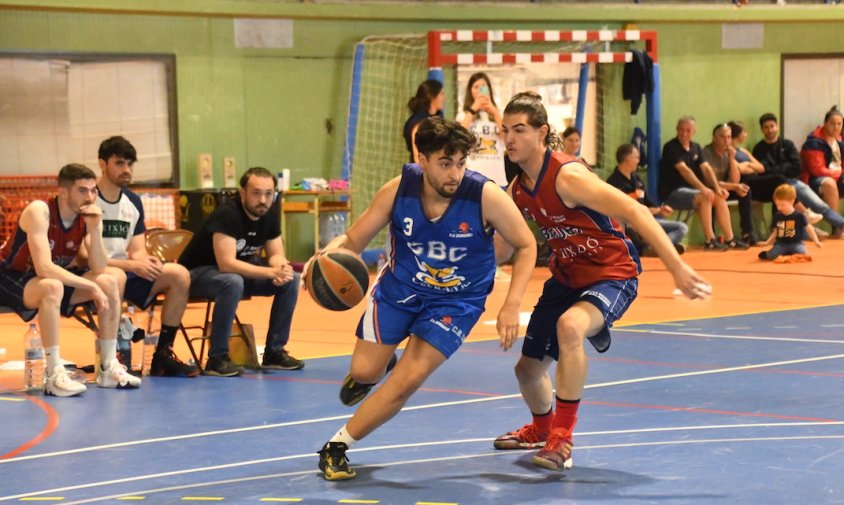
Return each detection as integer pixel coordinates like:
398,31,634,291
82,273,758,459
457,72,506,186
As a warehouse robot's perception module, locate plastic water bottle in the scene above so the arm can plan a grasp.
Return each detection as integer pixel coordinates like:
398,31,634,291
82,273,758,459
117,307,134,368
377,253,387,272
142,306,160,376
23,323,45,393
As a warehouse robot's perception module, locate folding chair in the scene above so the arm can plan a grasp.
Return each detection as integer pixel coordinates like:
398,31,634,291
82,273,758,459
145,229,256,372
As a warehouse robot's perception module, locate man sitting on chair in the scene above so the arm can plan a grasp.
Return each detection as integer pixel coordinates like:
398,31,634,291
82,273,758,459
91,136,198,377
178,166,303,377
0,163,139,396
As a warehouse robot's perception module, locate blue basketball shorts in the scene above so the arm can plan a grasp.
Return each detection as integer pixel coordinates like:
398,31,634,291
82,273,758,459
355,289,484,359
522,277,638,359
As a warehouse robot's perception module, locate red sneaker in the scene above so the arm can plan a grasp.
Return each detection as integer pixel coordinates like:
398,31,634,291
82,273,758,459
531,427,574,471
493,423,547,450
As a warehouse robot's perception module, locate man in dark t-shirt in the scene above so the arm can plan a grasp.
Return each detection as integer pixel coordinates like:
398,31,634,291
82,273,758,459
658,116,738,250
179,166,302,377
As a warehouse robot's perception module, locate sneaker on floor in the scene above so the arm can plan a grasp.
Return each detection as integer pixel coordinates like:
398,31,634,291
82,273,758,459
703,239,727,251
339,353,397,406
829,226,844,240
262,348,305,370
806,209,824,224
97,358,142,389
151,348,199,377
814,226,830,241
318,441,356,480
493,423,547,450
725,237,750,250
673,243,686,255
531,427,574,471
203,354,243,377
44,365,87,397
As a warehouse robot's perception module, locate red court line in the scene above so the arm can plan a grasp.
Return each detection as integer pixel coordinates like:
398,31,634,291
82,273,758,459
585,400,838,423
0,394,60,459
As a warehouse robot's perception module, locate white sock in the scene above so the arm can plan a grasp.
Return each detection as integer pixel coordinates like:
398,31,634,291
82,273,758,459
99,339,117,368
44,346,61,371
329,425,357,448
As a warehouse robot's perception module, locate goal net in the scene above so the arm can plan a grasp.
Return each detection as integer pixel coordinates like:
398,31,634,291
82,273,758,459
343,30,659,248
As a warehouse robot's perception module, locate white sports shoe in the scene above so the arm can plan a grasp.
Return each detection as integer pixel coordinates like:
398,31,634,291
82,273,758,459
45,365,87,397
96,358,142,389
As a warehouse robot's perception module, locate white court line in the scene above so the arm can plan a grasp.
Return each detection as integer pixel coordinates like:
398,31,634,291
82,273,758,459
5,352,844,466
618,327,844,345
13,430,844,504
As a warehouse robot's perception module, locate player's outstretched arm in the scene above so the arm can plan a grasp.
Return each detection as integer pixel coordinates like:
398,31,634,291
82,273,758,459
482,183,537,350
555,162,711,300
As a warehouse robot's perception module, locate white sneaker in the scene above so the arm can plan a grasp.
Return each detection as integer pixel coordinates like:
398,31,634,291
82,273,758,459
97,358,142,389
45,365,87,397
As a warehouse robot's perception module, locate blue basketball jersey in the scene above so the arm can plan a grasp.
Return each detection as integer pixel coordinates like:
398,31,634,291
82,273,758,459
375,164,496,308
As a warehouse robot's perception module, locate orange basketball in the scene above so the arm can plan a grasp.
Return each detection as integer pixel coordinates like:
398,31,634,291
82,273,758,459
305,248,370,311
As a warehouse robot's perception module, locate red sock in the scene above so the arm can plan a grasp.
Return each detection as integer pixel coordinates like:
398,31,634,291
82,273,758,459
532,408,553,435
553,397,580,433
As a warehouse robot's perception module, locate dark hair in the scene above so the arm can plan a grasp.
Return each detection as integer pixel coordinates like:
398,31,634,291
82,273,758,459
727,120,744,139
712,123,730,136
562,126,581,139
758,112,778,127
503,91,562,151
414,116,477,159
98,136,137,163
616,143,637,164
824,105,843,123
408,79,444,114
462,72,497,113
239,166,277,189
58,163,97,188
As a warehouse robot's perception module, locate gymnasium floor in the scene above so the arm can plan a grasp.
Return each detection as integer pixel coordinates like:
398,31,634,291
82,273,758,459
1,243,843,504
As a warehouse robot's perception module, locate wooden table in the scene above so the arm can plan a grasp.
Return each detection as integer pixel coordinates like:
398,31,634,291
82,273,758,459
279,189,350,253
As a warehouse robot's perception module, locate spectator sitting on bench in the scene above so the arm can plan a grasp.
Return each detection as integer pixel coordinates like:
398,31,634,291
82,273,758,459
752,112,844,239
657,116,740,251
606,144,687,256
0,163,140,396
702,123,752,247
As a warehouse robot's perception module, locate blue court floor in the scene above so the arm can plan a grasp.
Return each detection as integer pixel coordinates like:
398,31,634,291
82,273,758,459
1,305,843,504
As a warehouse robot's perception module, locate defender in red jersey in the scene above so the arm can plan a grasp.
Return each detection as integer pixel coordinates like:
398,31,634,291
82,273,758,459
0,164,139,396
493,92,711,472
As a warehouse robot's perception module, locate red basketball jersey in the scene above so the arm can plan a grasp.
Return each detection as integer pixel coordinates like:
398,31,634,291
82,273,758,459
512,150,640,289
0,197,87,272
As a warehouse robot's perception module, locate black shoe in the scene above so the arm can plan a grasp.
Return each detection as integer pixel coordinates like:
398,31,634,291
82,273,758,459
758,250,770,260
339,353,397,407
703,239,727,251
317,441,356,481
725,237,750,250
203,354,243,377
151,348,199,377
741,233,758,247
673,243,686,255
262,348,305,370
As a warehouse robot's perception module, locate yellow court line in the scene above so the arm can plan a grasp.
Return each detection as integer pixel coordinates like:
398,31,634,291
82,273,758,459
181,498,224,502
416,502,458,505
19,499,64,502
259,499,303,503
338,500,379,504
0,396,26,402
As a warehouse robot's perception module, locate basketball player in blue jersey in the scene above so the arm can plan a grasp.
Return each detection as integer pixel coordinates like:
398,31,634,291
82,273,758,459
314,116,537,480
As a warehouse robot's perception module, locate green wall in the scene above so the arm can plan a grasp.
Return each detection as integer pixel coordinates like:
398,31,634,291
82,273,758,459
3,1,844,254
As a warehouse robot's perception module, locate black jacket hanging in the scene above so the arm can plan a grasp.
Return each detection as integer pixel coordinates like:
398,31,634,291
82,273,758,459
622,49,654,115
